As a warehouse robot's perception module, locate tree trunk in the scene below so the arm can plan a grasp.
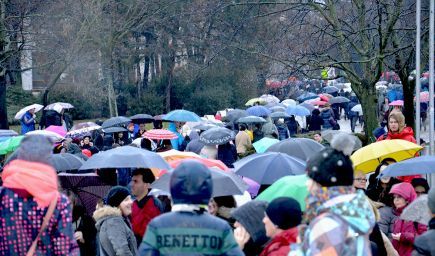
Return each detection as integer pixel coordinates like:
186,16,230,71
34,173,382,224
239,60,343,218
0,74,8,129
143,55,150,89
164,54,175,112
353,81,379,142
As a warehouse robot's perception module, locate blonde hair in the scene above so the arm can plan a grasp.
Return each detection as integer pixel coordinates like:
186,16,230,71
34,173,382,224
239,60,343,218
388,111,405,132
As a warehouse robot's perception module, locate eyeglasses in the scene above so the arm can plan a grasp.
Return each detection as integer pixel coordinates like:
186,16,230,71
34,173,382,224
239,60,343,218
354,178,367,182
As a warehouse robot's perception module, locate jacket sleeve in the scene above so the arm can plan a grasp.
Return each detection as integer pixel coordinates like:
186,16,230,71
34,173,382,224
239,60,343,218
138,225,161,256
105,218,135,256
221,228,245,256
377,208,392,237
304,216,346,256
400,222,427,244
52,196,80,255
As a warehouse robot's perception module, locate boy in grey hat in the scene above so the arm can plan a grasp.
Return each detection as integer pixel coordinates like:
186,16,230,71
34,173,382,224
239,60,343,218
413,188,435,255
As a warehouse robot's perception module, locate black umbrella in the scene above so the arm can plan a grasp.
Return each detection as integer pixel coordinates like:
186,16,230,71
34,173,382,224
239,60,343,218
225,109,248,122
58,173,112,216
50,153,85,172
130,114,154,124
102,126,128,133
329,96,350,104
79,146,170,170
266,138,324,161
101,116,132,129
234,152,306,184
236,116,267,124
152,167,248,197
199,127,234,145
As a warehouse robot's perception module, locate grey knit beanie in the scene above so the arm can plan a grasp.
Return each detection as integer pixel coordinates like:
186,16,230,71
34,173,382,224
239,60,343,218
428,187,435,214
231,200,269,244
17,135,53,165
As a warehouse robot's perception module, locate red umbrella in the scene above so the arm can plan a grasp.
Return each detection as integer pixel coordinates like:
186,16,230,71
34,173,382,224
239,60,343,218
310,100,328,106
143,129,178,140
168,158,229,171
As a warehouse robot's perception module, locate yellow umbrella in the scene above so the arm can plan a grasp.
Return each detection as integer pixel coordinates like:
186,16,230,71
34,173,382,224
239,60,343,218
245,98,267,106
351,139,422,174
157,149,201,162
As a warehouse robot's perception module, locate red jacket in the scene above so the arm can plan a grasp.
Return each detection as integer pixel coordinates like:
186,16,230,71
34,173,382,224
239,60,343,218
260,227,298,256
377,126,416,143
131,196,161,244
392,219,427,256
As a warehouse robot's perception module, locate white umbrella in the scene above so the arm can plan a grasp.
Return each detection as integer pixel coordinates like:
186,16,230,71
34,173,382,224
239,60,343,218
14,104,44,120
351,104,363,115
281,99,297,107
26,130,65,142
260,94,280,104
45,102,74,113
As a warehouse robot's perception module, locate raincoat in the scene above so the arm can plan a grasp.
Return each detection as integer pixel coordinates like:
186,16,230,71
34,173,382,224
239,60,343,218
259,227,297,256
377,126,416,143
168,122,184,150
389,183,427,256
20,111,36,134
291,189,375,256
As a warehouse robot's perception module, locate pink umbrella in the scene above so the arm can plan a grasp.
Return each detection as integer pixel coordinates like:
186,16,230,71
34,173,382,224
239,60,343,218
318,94,330,102
389,100,404,106
419,92,430,102
45,125,67,137
310,100,328,106
143,129,178,140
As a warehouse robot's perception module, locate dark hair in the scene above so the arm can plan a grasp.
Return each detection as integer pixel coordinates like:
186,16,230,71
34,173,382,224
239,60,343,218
132,168,156,184
239,124,247,131
411,178,430,193
213,195,237,208
140,138,153,150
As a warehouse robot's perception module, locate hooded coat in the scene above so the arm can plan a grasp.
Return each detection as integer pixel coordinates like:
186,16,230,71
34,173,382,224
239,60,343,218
93,206,137,256
378,126,417,143
389,183,427,256
259,227,298,256
295,189,375,256
138,161,243,255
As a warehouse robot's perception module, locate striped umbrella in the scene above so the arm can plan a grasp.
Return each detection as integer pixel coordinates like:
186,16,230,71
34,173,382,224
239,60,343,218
143,129,178,140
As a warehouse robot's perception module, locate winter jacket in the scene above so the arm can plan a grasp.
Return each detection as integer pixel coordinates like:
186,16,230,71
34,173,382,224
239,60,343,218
132,196,162,246
20,111,35,134
0,187,79,255
259,227,298,256
285,119,298,137
262,120,278,139
413,217,435,256
44,110,62,127
392,218,427,256
93,206,137,256
377,126,417,143
320,108,335,130
73,205,98,256
168,123,184,150
378,206,397,237
308,113,324,131
276,123,290,140
293,190,375,256
217,143,238,168
138,210,244,255
235,130,251,154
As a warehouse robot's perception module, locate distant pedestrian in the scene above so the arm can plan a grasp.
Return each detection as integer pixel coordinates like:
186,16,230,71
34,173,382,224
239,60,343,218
20,107,36,134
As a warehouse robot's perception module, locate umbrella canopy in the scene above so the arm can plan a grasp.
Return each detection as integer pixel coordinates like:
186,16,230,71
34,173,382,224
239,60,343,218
297,92,318,102
351,139,423,174
102,126,128,133
58,173,112,216
321,130,362,151
286,105,311,116
50,153,84,172
143,129,178,140
71,122,99,131
193,123,217,131
14,104,44,120
318,94,330,102
246,106,271,117
0,129,18,138
79,146,170,170
225,109,249,123
260,94,280,105
168,158,228,171
309,100,328,106
163,109,201,122
152,166,248,197
401,195,431,225
378,155,435,178
44,102,74,112
298,102,315,112
329,96,350,104
245,97,267,106
419,91,430,102
253,137,279,153
351,104,363,115
323,85,339,94
199,127,234,145
389,100,404,106
0,135,24,155
281,99,297,107
270,111,291,119
157,149,201,162
236,116,267,124
26,130,64,142
256,174,309,210
45,125,67,137
269,106,286,113
266,138,324,161
101,116,132,129
233,152,306,184
130,114,154,124
67,125,101,139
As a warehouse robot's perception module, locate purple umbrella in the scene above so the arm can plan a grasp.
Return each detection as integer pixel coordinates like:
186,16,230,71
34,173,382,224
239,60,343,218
243,177,260,198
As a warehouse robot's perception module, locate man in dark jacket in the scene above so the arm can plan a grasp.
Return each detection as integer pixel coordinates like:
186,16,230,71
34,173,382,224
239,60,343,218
413,187,435,255
308,109,324,131
138,160,244,255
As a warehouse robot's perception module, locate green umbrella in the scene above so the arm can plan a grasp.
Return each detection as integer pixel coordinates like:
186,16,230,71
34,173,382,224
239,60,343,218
256,174,308,210
252,137,279,153
0,136,24,155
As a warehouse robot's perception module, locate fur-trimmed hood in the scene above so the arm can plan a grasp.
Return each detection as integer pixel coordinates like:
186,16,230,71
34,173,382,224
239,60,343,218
93,206,122,230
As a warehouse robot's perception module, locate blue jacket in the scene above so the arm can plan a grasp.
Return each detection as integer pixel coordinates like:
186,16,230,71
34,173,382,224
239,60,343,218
20,111,35,134
168,123,184,150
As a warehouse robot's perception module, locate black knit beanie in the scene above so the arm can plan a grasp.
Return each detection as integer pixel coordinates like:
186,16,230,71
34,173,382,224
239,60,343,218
106,186,130,207
265,197,302,230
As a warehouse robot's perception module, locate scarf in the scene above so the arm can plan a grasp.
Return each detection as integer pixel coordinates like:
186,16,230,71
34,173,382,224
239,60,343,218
2,159,59,207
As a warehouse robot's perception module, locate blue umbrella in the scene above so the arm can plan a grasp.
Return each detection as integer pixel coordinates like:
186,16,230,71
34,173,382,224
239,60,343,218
286,105,311,116
270,111,290,119
298,102,315,112
234,152,306,184
225,109,248,122
378,156,435,178
163,109,201,122
269,106,286,113
236,116,267,124
297,92,317,102
323,86,339,94
246,106,271,117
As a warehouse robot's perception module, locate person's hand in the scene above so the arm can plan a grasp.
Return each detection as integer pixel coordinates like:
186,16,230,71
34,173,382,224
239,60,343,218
392,233,401,241
234,226,250,249
89,142,94,147
74,231,85,243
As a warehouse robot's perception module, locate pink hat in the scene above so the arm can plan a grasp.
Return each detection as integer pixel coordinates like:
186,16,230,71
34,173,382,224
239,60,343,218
390,182,417,203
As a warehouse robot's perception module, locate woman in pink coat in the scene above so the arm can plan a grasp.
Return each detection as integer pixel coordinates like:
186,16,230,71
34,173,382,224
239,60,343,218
389,182,427,256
